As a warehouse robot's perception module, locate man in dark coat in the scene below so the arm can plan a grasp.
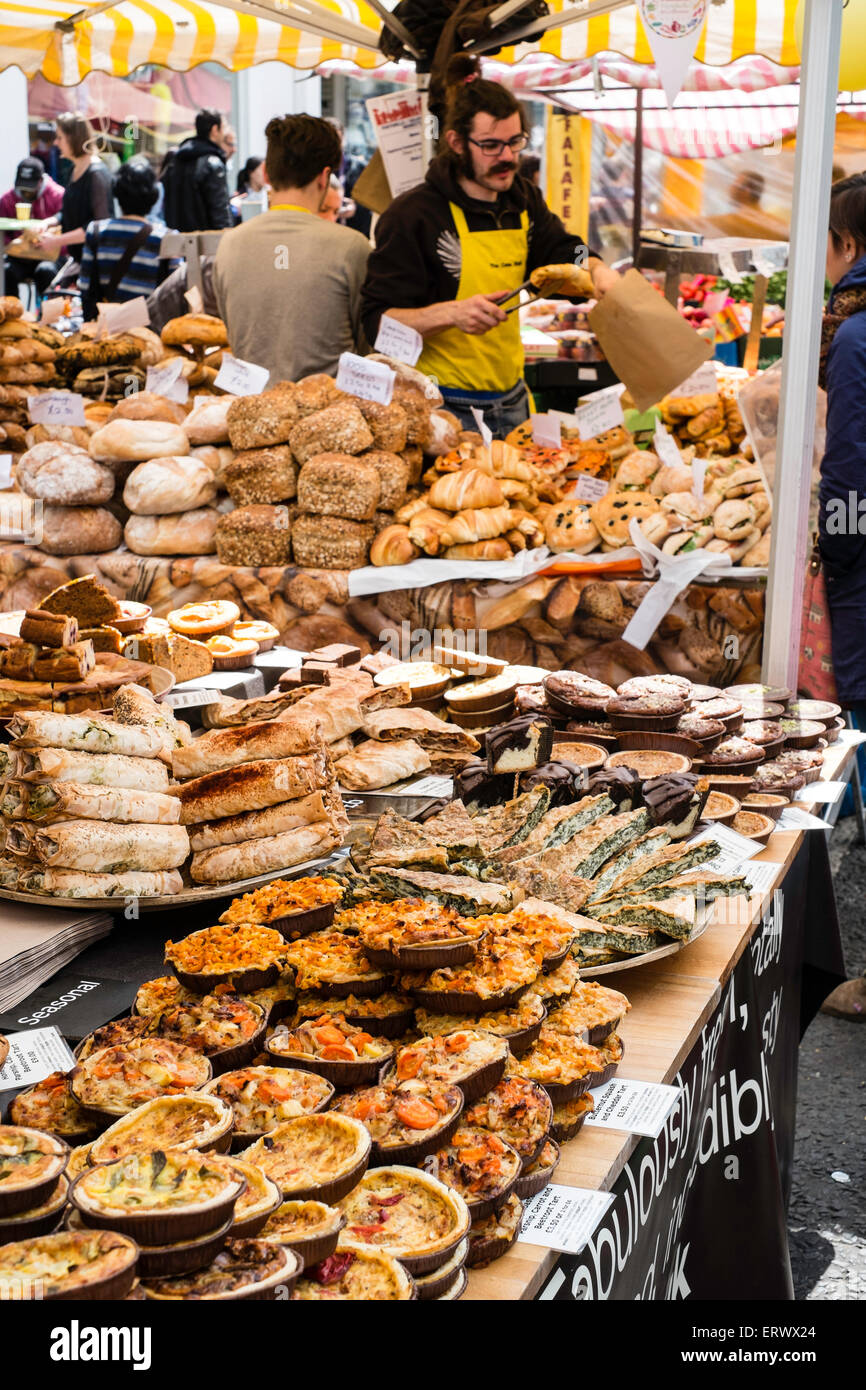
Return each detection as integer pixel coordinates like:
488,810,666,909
161,109,232,233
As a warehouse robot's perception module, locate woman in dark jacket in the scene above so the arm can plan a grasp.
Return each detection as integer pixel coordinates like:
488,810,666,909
817,172,866,1022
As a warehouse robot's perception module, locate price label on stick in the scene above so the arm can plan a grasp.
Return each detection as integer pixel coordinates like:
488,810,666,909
185,285,204,314
568,473,609,503
532,414,562,449
29,392,86,426
573,386,625,441
374,315,423,366
672,360,718,397
335,352,395,405
470,407,493,448
214,353,269,397
653,420,682,470
97,296,149,336
146,358,189,404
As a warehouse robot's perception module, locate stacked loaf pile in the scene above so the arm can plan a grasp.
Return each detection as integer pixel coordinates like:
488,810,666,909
14,439,120,557
0,298,61,454
1,685,191,898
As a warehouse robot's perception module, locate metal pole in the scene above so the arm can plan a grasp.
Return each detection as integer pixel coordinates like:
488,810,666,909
631,85,643,266
762,0,842,690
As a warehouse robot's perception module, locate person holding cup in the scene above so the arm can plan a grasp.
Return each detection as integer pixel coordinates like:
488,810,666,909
0,157,64,297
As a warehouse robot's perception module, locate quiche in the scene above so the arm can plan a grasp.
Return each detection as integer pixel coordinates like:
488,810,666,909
88,1095,235,1165
220,876,343,936
293,991,415,1040
402,935,540,1014
514,1138,561,1200
141,1238,299,1301
282,932,391,998
355,899,486,970
70,1149,246,1244
258,1199,346,1266
0,1126,68,1218
293,1243,415,1300
151,995,267,1071
426,1126,522,1219
165,923,287,994
395,1031,509,1102
413,1236,469,1301
542,980,631,1045
205,1155,283,1237
8,1072,98,1144
202,1066,334,1144
464,1076,553,1165
0,1174,68,1244
466,1192,523,1269
0,1229,138,1301
551,1093,595,1143
415,992,546,1057
266,1014,394,1086
478,910,576,971
338,1166,471,1275
70,1039,212,1119
135,974,295,1026
76,1015,151,1060
533,957,580,1009
330,1079,464,1164
510,1027,607,1103
241,1113,371,1203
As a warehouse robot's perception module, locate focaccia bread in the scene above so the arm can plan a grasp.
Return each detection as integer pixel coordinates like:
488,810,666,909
122,456,217,515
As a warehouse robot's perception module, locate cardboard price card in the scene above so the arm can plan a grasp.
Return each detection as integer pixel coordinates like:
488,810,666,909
335,351,395,405
97,296,150,336
146,358,189,403
573,386,625,442
374,315,423,367
29,392,86,426
215,353,269,397
0,1027,76,1088
585,1079,682,1138
568,473,609,503
518,1184,615,1255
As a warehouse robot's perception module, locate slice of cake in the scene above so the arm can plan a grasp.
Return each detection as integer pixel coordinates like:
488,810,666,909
123,632,213,683
41,574,122,627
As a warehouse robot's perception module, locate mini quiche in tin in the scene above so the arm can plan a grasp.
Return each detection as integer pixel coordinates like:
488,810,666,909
293,1243,416,1300
140,1238,299,1301
88,1095,235,1165
0,1126,68,1218
70,1149,246,1245
219,875,343,939
463,1076,553,1168
424,1126,522,1220
551,1093,595,1143
240,1113,371,1203
542,980,631,1046
70,1039,212,1122
258,1199,346,1266
283,933,392,999
266,1015,395,1088
330,1080,464,1165
414,992,546,1058
292,992,415,1041
466,1192,524,1269
509,1028,608,1104
412,1236,469,1301
66,1205,233,1282
8,1071,98,1145
165,924,287,996
394,1031,509,1103
338,1166,471,1276
514,1139,561,1200
204,1154,283,1238
403,936,539,1015
0,1229,138,1301
202,1066,334,1149
0,1174,69,1244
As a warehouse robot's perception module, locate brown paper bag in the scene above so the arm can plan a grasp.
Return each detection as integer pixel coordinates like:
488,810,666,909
352,149,393,217
588,268,713,411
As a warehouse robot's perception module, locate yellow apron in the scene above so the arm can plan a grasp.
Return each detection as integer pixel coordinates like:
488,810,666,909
417,202,529,394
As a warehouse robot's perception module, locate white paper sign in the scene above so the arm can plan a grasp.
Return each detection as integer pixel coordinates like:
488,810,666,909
0,455,12,490
518,1184,615,1255
837,728,866,747
796,780,847,805
568,473,609,503
776,807,830,832
573,386,626,441
374,315,423,367
162,689,221,709
671,359,718,397
39,296,65,326
742,859,783,893
653,420,682,470
336,351,395,406
689,821,762,874
215,353,269,397
146,357,189,404
97,295,149,336
470,406,493,449
28,391,86,426
0,1026,76,1088
532,414,562,449
692,456,708,502
394,775,453,798
366,91,425,199
717,250,743,284
185,285,204,314
585,1079,682,1137
638,0,708,106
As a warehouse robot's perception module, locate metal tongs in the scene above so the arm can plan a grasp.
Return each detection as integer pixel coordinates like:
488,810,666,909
499,272,573,314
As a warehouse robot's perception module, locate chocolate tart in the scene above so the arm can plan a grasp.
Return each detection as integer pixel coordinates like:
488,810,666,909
543,671,616,719
88,1095,234,1165
67,1206,233,1280
69,1150,246,1245
266,1019,395,1089
140,1238,300,1300
413,1236,468,1300
561,721,619,747
330,1080,465,1166
741,720,785,759
464,1075,553,1168
701,791,741,823
240,1113,371,1203
606,748,693,778
165,924,286,997
70,1040,212,1123
338,1165,471,1276
551,1093,594,1143
0,1126,68,1218
437,1265,468,1298
465,1192,523,1269
202,1066,334,1149
514,1138,560,1200
8,1072,98,1145
616,675,693,700
781,719,826,749
425,1125,522,1221
293,1242,416,1300
605,695,686,732
731,811,776,843
293,992,415,1041
394,1032,509,1103
205,1155,283,1238
0,1229,138,1301
742,793,789,820
258,1199,345,1266
0,1174,68,1244
686,684,723,702
738,701,786,722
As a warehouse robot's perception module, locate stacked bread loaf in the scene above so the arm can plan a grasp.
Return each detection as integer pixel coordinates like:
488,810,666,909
2,686,192,898
0,300,60,454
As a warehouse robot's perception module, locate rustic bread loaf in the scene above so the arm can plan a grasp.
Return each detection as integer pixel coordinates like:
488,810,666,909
216,504,292,565
39,505,122,555
89,419,190,462
288,401,373,463
122,456,217,515
223,445,297,505
108,392,189,426
292,374,345,418
296,453,381,521
356,399,409,453
16,447,115,506
183,396,234,445
124,507,220,556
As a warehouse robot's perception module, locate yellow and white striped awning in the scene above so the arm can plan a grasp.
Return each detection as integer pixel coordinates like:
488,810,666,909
0,0,802,85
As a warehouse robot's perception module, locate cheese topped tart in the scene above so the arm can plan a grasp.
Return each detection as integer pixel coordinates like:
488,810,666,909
268,1016,394,1067
205,1155,282,1235
141,1238,298,1301
426,1126,522,1215
166,923,286,978
293,992,414,1033
478,910,576,966
88,1095,235,1165
8,1072,98,1142
152,995,266,1057
331,1080,464,1158
259,1199,344,1246
241,1113,371,1202
395,1031,508,1101
402,936,540,1006
202,1066,334,1138
338,1166,470,1273
339,898,467,936
415,991,546,1042
70,1039,212,1117
464,1076,553,1164
0,1127,68,1211
356,902,485,955
135,975,294,1025
66,1144,93,1183
220,876,343,927
72,1149,244,1215
542,980,631,1041
0,1229,138,1301
510,1028,606,1098
466,1192,523,1270
551,1093,595,1142
532,957,580,1008
283,933,390,994
293,1243,415,1300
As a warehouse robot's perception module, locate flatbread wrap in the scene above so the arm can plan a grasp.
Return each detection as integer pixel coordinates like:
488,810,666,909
14,748,170,791
189,821,342,884
8,711,166,758
7,820,190,872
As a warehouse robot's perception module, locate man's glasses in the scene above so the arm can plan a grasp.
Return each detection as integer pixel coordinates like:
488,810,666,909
467,134,530,158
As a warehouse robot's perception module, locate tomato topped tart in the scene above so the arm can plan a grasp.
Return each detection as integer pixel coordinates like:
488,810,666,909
293,1243,415,1300
266,1014,394,1086
201,1066,334,1146
70,1039,212,1119
425,1126,522,1219
395,1031,509,1103
463,1076,553,1166
292,991,415,1040
338,1166,471,1275
330,1079,464,1164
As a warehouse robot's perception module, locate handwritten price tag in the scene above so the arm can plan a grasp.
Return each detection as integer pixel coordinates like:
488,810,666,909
185,285,204,314
335,352,395,406
214,353,270,397
653,421,682,471
97,296,150,336
374,315,423,367
39,297,65,326
146,358,189,404
29,392,86,426
532,414,562,449
672,360,718,397
573,386,625,441
470,407,493,448
0,455,12,490
568,473,609,503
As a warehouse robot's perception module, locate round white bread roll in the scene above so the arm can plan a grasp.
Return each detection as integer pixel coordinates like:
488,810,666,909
108,392,189,426
89,419,190,462
123,456,218,515
183,396,233,446
17,448,115,506
191,444,234,487
40,505,122,555
124,507,220,555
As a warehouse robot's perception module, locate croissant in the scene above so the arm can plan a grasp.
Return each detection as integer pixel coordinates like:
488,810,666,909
396,496,434,524
439,505,513,547
428,467,505,512
490,441,538,482
370,524,420,567
443,539,513,560
407,508,450,555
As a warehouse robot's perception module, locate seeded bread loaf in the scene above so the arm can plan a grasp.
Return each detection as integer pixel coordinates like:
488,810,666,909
223,445,297,505
288,401,374,463
296,453,381,521
356,399,409,453
226,385,299,450
292,374,345,418
215,504,292,565
358,450,410,511
291,514,374,570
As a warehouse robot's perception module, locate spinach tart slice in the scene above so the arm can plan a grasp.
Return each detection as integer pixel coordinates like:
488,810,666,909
0,1229,138,1301
293,1243,416,1300
240,1113,371,1203
88,1095,234,1165
0,1126,68,1218
330,1079,464,1165
463,1075,553,1167
338,1165,471,1275
201,1066,334,1148
423,1126,522,1220
69,1148,247,1244
8,1071,98,1145
140,1238,299,1301
394,1031,509,1103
